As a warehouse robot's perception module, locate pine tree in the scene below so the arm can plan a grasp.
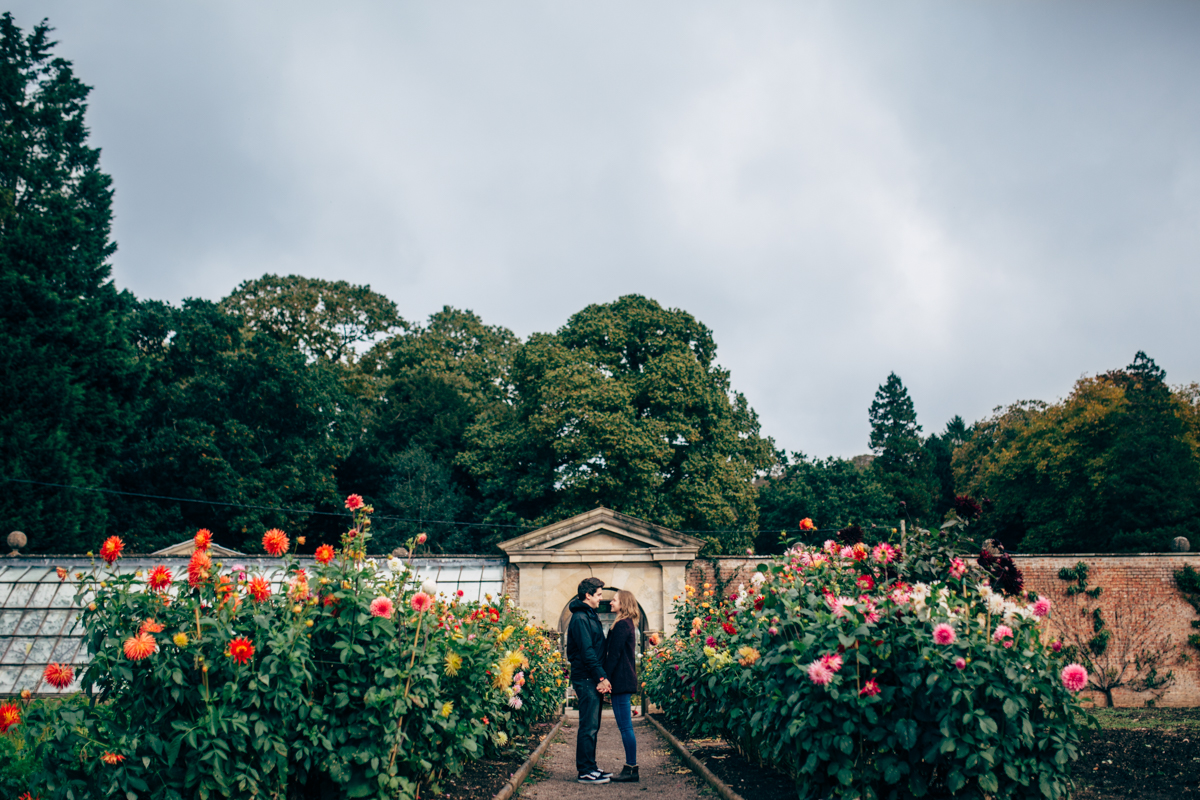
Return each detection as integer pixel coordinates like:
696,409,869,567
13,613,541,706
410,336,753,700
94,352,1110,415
867,373,936,520
0,15,141,551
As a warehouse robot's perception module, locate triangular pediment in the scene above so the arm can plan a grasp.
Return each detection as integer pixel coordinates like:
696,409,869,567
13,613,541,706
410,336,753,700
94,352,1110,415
498,507,704,558
152,540,245,557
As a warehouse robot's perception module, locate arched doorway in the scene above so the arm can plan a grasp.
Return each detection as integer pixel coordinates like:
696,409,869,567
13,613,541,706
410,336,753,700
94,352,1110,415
557,587,649,645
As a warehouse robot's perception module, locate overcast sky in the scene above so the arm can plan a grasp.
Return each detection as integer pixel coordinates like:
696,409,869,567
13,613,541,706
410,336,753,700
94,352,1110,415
12,1,1200,458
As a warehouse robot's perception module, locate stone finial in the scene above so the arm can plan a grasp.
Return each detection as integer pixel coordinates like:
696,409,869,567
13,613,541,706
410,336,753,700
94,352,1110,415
391,547,409,558
6,530,27,556
1172,536,1190,553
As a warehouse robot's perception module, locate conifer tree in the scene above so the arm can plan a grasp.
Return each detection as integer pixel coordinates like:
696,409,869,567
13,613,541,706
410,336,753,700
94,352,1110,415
867,373,936,520
0,15,141,551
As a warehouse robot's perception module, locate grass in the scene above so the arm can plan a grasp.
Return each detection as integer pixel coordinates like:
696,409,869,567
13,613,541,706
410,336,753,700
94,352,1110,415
1089,707,1200,730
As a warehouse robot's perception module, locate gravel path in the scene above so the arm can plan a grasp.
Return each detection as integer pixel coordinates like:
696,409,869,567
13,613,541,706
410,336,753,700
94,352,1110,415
519,711,711,800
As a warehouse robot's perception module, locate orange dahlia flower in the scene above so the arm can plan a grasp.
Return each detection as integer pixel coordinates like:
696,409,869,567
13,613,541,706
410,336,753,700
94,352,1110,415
798,518,816,531
188,550,212,587
247,575,271,602
99,536,124,564
228,637,255,665
193,528,213,551
56,566,68,580
44,663,74,689
263,528,289,557
148,564,173,591
101,752,125,765
314,544,335,564
0,702,20,733
123,632,157,661
139,618,165,635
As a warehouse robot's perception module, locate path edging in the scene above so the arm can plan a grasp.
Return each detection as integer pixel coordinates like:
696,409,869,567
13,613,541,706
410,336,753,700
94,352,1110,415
645,713,746,800
490,715,566,800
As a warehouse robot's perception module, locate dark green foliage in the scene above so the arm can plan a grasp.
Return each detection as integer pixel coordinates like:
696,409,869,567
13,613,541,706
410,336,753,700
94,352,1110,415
868,373,937,521
0,14,143,552
1174,565,1200,653
754,451,895,553
109,299,353,553
460,295,774,553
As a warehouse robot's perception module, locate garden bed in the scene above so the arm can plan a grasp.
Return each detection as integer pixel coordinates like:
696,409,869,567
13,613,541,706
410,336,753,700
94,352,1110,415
653,710,1200,800
437,718,560,800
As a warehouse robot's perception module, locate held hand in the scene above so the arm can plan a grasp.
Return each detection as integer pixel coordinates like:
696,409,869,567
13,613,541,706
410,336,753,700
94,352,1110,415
597,679,612,694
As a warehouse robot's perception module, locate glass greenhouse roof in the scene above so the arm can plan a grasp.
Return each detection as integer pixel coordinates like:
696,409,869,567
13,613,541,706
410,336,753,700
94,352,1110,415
0,554,506,696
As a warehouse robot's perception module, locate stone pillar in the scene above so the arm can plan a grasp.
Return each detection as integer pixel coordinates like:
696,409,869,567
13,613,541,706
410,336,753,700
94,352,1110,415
660,563,688,636
516,563,546,625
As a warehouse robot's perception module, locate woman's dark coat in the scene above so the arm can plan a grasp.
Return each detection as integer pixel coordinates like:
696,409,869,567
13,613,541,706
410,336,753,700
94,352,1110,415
603,617,638,695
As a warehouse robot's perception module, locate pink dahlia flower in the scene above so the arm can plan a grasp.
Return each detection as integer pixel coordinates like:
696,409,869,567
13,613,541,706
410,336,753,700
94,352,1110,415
411,592,434,613
807,660,833,686
1032,598,1051,618
933,623,956,645
1061,663,1088,692
949,557,967,579
820,653,843,673
871,543,897,564
369,596,394,619
992,625,1014,644
1051,640,1063,653
954,657,966,670
859,679,880,697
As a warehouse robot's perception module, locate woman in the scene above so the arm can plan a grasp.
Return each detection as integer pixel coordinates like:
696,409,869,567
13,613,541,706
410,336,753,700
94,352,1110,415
603,589,640,783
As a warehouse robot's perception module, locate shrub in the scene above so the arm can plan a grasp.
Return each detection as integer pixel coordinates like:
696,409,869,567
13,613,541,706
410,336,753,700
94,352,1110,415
645,537,1091,800
10,499,562,799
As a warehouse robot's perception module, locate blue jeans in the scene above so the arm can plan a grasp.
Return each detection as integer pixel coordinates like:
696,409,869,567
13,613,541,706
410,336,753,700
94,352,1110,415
572,679,602,775
610,693,637,766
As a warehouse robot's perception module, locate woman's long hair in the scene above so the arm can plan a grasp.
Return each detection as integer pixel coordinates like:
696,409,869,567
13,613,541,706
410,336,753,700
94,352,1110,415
614,589,640,627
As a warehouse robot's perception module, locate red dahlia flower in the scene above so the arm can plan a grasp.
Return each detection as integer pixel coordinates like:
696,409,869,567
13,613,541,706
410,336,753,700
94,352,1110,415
722,622,736,635
193,528,213,551
262,528,289,557
0,702,21,733
101,752,125,765
43,663,74,689
247,575,271,602
188,550,212,587
315,544,335,564
148,564,173,591
228,637,255,665
345,494,364,511
99,536,124,564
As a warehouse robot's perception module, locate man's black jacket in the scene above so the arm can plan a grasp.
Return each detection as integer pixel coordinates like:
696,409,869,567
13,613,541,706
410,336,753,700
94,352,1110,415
566,597,608,682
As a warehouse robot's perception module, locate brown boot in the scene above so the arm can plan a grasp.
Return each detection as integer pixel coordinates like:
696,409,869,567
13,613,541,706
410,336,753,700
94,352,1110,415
610,764,639,783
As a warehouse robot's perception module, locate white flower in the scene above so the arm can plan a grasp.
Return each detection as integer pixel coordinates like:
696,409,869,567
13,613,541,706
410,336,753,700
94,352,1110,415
987,593,1006,615
365,558,378,573
422,579,439,596
751,572,766,586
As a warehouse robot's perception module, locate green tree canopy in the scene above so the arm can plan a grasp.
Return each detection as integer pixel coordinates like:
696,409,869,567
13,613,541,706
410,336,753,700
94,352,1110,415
754,452,896,553
954,353,1200,553
867,372,936,521
110,299,353,553
0,14,142,551
459,295,774,552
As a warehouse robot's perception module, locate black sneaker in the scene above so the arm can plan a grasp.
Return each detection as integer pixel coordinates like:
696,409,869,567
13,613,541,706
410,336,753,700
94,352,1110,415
578,771,610,784
599,770,613,779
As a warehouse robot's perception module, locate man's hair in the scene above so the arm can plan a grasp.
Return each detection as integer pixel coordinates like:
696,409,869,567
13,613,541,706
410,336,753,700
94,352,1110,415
577,577,605,601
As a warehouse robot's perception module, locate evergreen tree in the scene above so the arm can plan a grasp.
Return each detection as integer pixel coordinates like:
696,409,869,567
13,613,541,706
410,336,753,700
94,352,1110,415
926,415,968,518
867,373,936,520
0,15,142,551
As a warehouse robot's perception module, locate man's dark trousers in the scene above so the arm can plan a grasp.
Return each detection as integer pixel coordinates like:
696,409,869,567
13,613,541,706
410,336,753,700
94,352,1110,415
573,678,603,775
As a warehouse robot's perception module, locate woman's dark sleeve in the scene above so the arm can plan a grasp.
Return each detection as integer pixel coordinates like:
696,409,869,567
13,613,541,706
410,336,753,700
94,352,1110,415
604,620,629,678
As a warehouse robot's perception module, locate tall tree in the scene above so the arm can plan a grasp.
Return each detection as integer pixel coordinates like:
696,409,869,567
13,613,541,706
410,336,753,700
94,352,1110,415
955,353,1200,552
867,373,935,520
925,415,969,518
0,15,142,552
460,295,775,553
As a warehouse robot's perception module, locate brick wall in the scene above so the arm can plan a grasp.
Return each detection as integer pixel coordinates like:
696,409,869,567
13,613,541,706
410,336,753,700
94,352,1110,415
684,554,1200,708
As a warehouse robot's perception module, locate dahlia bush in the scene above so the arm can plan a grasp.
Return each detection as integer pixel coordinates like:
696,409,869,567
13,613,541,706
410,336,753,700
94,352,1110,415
645,537,1091,800
11,499,562,800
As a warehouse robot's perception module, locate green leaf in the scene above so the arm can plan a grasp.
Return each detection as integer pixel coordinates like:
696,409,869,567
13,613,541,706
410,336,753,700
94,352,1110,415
979,772,999,793
1003,698,1018,719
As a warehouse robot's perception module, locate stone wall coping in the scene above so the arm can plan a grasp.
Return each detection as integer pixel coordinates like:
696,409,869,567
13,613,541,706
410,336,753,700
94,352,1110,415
1008,553,1200,559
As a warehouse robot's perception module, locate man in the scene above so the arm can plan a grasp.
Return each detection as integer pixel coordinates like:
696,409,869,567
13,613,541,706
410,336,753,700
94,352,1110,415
567,576,612,784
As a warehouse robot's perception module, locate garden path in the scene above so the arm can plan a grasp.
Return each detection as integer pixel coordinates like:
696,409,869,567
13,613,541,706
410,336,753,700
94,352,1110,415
520,712,710,800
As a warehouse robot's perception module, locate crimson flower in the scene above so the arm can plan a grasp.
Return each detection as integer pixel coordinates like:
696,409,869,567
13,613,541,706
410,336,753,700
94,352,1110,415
99,536,124,564
0,702,21,733
228,637,255,665
722,622,736,635
262,528,289,557
43,663,74,689
856,574,875,591
148,565,173,591
345,494,364,511
859,679,881,697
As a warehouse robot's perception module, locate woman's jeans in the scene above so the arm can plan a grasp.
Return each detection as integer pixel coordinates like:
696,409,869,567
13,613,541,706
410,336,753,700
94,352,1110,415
610,693,637,766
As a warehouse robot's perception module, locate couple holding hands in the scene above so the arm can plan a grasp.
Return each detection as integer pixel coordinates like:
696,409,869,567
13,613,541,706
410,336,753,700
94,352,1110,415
565,577,641,785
